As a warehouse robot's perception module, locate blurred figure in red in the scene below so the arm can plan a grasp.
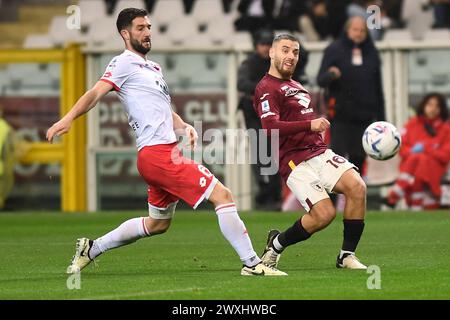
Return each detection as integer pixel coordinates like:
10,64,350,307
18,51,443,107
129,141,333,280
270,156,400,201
386,93,450,210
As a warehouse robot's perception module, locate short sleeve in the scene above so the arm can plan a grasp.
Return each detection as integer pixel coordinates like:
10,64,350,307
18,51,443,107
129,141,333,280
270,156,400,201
253,84,280,120
100,56,131,91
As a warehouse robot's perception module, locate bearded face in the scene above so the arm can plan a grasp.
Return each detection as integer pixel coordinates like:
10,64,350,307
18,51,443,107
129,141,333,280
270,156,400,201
270,39,300,79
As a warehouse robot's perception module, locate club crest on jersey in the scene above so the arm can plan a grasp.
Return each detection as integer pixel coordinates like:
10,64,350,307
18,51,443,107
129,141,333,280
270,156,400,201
152,63,161,71
261,100,270,113
281,85,300,97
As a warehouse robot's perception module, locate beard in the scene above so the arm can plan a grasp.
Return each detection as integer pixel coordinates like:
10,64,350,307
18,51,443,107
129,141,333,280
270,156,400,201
274,58,295,79
130,37,151,55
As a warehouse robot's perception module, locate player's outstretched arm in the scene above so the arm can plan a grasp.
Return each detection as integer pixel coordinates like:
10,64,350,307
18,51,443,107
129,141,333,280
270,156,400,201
172,111,198,149
46,81,113,143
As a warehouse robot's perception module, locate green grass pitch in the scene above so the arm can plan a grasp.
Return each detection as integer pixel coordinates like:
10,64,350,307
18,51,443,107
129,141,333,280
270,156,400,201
0,210,449,300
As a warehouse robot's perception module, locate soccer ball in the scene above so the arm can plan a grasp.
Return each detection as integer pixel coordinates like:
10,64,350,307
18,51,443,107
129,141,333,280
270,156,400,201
362,121,401,160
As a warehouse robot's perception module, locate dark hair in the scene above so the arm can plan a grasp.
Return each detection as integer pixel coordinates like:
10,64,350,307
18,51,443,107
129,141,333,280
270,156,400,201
416,92,448,121
272,33,300,45
253,29,274,47
116,8,148,33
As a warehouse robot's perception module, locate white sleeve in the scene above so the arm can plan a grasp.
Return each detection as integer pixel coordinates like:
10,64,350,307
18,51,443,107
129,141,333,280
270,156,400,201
100,56,131,91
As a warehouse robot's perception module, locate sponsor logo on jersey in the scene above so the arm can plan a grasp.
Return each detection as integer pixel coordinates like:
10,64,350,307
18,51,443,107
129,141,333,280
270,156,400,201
103,71,112,78
301,108,313,114
295,92,312,113
281,85,300,97
108,59,117,69
156,78,170,96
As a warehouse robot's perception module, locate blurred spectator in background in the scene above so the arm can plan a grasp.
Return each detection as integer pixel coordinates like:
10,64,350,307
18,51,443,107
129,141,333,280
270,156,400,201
317,16,385,173
223,0,235,13
326,0,351,39
105,0,116,14
385,93,450,210
383,0,404,28
105,0,157,14
237,29,309,210
299,0,330,41
272,0,307,32
347,0,387,40
430,0,450,28
234,0,275,35
104,0,197,15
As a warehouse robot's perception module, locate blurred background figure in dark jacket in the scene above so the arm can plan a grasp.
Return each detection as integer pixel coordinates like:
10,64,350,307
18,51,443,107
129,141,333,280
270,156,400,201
317,16,385,174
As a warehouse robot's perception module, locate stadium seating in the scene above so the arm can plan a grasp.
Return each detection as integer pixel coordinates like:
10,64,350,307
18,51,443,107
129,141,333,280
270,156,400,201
150,0,185,28
85,16,120,48
4,63,56,96
383,29,412,41
423,29,450,40
78,0,108,28
112,0,147,18
1,0,448,50
191,0,225,25
48,16,87,47
23,34,54,49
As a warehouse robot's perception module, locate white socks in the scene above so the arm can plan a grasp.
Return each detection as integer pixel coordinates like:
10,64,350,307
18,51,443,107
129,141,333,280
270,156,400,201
215,203,261,267
272,236,284,253
89,217,150,259
87,205,261,268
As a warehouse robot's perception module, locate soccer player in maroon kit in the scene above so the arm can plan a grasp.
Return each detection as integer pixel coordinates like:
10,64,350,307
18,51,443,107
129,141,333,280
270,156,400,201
254,34,368,269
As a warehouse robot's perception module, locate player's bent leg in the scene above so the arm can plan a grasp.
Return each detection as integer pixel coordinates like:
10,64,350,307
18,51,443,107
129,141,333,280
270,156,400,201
144,217,171,235
208,182,287,276
144,201,177,234
332,169,367,269
67,216,154,274
333,168,366,219
208,181,234,206
262,164,335,268
302,198,336,233
261,201,335,269
261,200,335,268
67,202,178,274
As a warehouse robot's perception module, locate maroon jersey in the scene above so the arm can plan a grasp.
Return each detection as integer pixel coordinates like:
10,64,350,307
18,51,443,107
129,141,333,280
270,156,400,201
253,74,327,182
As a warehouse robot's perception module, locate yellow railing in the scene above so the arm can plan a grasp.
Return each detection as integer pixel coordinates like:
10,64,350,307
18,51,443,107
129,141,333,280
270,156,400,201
0,44,86,212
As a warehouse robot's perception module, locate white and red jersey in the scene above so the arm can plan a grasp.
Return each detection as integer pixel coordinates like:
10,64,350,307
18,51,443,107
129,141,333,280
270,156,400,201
100,49,177,150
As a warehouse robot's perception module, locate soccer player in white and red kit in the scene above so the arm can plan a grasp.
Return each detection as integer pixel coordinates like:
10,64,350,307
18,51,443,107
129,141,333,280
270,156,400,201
254,34,369,269
47,8,285,276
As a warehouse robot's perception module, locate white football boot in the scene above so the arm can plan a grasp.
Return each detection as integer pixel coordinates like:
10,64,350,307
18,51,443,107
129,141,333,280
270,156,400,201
336,253,367,270
241,262,288,276
66,238,93,274
261,229,281,268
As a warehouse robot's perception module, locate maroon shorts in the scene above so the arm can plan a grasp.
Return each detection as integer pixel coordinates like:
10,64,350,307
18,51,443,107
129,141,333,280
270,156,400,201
137,143,217,209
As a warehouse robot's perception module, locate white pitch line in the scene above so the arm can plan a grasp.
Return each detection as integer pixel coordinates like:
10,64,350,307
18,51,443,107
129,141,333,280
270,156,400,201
75,287,207,300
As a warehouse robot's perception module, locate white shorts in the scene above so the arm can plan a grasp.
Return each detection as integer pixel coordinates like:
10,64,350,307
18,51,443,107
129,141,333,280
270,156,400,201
286,149,357,212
